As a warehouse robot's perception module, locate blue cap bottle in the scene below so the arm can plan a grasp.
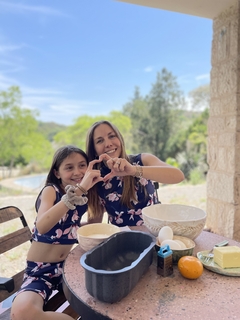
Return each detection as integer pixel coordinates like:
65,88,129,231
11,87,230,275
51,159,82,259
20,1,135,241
157,244,173,277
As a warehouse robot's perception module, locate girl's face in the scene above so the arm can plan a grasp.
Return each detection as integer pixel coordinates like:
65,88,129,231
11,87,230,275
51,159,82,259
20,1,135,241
54,152,88,188
93,123,122,158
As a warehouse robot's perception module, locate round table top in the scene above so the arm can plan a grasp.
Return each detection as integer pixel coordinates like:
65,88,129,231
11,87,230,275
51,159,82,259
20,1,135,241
63,228,240,320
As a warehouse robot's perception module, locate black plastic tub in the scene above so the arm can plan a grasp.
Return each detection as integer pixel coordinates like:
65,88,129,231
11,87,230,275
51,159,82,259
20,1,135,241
80,231,155,303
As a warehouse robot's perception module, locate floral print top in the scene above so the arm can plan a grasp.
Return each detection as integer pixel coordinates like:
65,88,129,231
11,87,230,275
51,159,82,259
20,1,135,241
32,184,87,245
98,154,160,227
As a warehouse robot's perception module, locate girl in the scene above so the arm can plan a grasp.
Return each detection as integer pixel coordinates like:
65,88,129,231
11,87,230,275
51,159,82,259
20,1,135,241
11,145,103,320
86,120,185,227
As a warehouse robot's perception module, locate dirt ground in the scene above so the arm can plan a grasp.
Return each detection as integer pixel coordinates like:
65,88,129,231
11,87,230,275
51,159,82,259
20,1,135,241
0,182,206,277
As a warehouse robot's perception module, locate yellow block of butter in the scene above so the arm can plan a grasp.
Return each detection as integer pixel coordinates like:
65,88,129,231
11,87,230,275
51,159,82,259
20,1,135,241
213,246,240,268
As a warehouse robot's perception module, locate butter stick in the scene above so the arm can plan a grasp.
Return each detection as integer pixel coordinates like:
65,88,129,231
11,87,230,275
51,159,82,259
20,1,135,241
213,246,240,269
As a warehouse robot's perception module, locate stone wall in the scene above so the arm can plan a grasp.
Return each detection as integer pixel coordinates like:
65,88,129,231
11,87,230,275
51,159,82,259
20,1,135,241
206,0,240,240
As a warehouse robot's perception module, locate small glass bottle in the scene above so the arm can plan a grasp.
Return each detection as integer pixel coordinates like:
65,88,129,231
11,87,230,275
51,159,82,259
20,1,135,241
157,244,173,277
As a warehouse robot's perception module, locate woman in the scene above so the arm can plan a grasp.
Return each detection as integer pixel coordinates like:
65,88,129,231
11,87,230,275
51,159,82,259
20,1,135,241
11,145,103,320
86,120,185,227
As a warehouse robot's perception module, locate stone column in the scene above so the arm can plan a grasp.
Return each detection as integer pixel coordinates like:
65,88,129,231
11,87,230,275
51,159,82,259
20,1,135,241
206,0,240,240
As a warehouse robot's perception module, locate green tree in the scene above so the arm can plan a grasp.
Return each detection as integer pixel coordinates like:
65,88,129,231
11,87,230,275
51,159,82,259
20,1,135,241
54,115,94,149
188,84,210,111
167,85,210,162
124,69,184,160
146,69,184,159
123,87,148,153
176,108,209,180
54,111,132,152
0,86,53,176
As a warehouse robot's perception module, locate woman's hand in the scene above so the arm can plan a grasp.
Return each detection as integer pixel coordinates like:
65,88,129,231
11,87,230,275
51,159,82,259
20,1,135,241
99,152,185,184
99,153,136,181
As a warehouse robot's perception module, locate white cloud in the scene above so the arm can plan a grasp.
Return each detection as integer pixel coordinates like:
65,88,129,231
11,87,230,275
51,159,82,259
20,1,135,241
0,70,103,125
144,66,153,72
196,73,210,81
0,73,19,88
21,89,102,125
21,86,63,96
177,73,210,94
177,74,192,84
0,1,69,17
0,44,25,53
0,59,18,66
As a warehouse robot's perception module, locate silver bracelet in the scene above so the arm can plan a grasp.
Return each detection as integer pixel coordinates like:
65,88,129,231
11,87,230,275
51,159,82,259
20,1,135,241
61,194,76,210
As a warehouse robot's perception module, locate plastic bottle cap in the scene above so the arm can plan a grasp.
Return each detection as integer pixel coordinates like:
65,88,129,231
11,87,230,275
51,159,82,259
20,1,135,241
158,244,173,258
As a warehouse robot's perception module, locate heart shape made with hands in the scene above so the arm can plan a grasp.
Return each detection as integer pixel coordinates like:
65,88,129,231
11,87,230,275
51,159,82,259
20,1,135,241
95,153,134,182
73,153,135,195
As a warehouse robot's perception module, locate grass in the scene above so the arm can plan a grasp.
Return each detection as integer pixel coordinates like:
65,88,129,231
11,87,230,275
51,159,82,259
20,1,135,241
0,185,25,196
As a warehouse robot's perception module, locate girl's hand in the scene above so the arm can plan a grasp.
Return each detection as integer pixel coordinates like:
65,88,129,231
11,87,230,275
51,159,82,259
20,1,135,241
75,159,103,195
64,185,88,207
99,153,136,181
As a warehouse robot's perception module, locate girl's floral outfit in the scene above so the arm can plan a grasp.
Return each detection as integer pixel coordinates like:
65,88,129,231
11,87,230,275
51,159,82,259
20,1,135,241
16,184,87,303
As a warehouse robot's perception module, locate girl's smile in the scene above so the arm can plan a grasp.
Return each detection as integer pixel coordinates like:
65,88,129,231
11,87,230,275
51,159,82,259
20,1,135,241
54,153,88,189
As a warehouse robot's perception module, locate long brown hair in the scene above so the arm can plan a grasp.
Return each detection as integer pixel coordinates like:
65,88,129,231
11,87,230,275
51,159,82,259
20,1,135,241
35,145,88,211
46,145,88,191
86,120,137,218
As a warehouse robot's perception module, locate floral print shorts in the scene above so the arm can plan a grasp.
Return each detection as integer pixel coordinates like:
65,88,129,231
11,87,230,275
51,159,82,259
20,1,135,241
16,260,64,304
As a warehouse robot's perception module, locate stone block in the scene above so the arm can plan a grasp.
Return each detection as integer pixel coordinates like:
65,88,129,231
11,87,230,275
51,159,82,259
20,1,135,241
207,171,235,202
206,200,234,238
236,152,240,173
209,95,237,116
205,198,217,229
218,132,236,147
233,207,240,241
234,175,240,203
218,202,234,237
217,202,235,238
211,38,217,66
230,20,238,56
226,115,237,130
209,99,220,116
207,137,218,169
226,148,235,173
207,116,225,134
236,132,240,146
237,115,240,130
217,147,226,171
210,69,218,98
217,25,230,62
218,59,238,95
213,1,238,29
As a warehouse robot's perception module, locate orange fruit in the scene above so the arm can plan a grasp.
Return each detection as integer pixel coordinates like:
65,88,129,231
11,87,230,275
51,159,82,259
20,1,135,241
178,256,203,279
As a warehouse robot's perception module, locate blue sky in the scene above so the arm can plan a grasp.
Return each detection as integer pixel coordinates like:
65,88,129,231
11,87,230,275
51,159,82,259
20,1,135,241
0,0,212,125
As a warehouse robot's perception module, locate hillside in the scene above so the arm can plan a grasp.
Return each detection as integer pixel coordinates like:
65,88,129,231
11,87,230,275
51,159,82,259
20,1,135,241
37,121,66,141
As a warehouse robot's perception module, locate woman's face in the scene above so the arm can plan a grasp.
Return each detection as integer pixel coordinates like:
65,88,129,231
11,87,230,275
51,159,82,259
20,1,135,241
54,152,88,188
93,123,122,158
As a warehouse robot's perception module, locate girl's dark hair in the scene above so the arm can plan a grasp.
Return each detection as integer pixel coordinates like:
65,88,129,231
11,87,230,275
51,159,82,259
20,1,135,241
46,145,88,190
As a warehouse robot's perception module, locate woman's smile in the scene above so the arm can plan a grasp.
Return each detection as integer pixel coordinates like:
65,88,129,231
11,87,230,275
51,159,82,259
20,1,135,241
93,123,122,158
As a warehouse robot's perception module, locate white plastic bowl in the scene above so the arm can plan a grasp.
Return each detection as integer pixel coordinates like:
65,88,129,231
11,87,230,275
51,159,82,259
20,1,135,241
142,204,206,239
77,223,121,251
